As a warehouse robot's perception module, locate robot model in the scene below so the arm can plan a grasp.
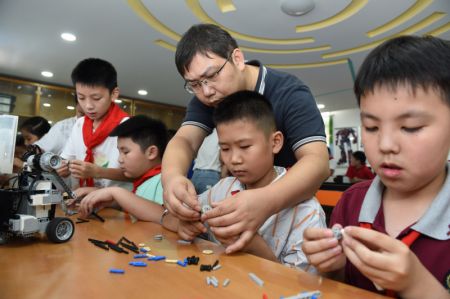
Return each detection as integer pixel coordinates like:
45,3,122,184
0,145,75,244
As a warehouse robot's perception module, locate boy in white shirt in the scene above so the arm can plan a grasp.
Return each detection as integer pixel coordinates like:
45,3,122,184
58,58,131,190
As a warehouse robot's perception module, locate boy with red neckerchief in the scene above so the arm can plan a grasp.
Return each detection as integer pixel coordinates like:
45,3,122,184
77,115,178,230
59,58,131,191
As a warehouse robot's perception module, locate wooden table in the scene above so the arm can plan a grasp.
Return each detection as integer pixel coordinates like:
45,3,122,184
0,209,388,299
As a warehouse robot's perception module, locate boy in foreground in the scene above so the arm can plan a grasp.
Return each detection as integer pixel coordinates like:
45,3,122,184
78,115,177,230
302,35,450,298
179,91,326,271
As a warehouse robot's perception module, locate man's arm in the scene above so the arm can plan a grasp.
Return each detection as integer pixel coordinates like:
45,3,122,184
204,141,329,253
161,125,208,220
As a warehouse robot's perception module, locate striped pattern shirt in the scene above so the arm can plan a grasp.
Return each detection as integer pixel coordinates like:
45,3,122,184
198,166,326,273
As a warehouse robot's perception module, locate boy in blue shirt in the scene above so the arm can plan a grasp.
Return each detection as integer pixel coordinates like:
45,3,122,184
78,115,177,230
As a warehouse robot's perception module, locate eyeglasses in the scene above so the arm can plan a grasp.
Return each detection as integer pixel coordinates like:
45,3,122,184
184,52,232,94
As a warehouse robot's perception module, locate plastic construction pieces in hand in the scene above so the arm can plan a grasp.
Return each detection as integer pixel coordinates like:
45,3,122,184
331,227,343,241
109,268,125,274
248,273,264,287
129,261,147,267
201,205,212,215
76,218,90,224
153,234,163,241
280,290,322,299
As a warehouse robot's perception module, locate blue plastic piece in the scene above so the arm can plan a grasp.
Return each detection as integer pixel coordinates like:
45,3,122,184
134,254,148,259
129,261,147,267
140,247,149,253
148,255,166,261
177,260,187,267
109,268,125,274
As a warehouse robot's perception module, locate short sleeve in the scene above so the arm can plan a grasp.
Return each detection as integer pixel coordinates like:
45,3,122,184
182,97,215,133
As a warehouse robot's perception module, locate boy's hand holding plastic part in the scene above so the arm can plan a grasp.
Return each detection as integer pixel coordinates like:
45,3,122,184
78,187,115,218
302,224,346,274
341,226,447,298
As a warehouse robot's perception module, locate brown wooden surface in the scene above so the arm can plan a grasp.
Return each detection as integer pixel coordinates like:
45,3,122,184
0,209,389,299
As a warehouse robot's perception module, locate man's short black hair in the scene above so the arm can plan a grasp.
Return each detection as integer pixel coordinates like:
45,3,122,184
213,90,276,136
175,24,238,77
354,35,450,106
20,116,51,138
352,151,366,165
109,115,168,157
71,58,118,93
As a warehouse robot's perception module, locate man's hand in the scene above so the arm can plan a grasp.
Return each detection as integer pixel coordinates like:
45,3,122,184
177,220,206,241
302,225,346,273
78,188,114,218
163,175,201,221
202,188,269,254
69,160,98,179
341,226,445,297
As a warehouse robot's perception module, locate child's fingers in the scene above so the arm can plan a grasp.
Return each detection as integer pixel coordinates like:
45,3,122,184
342,240,392,288
303,227,334,241
344,226,399,253
225,230,254,254
204,207,241,228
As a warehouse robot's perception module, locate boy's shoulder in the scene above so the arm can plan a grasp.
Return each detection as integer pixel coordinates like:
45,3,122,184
330,180,373,227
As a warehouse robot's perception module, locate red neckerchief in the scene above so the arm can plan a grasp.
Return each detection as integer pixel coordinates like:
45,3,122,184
132,165,162,193
360,222,420,297
80,103,128,187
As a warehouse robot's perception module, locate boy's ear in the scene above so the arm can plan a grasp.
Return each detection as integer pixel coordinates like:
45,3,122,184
111,87,120,102
145,145,159,161
271,131,284,154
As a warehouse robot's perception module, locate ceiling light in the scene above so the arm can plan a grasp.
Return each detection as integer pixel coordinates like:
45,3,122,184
61,32,77,42
138,89,148,96
317,104,325,109
43,103,51,107
280,0,315,16
66,105,75,110
114,99,122,103
41,71,53,78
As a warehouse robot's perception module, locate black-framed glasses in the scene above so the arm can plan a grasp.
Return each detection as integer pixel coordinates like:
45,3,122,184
184,52,233,94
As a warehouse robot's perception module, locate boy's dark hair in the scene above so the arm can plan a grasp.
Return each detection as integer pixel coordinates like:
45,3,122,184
20,116,51,138
354,35,450,106
175,24,238,76
213,90,276,136
71,58,118,93
352,151,366,165
109,115,168,157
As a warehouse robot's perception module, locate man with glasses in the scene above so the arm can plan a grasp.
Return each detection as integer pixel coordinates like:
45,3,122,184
162,24,329,254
